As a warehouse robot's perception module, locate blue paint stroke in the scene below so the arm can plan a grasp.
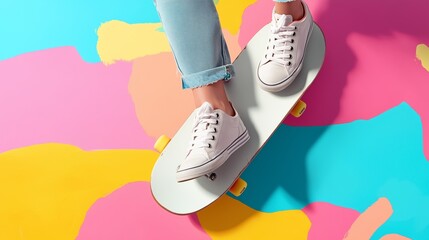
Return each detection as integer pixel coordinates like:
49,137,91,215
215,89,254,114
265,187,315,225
238,103,429,239
0,0,160,62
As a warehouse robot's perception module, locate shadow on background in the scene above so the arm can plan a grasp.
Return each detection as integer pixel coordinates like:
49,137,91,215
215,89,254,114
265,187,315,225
202,0,429,229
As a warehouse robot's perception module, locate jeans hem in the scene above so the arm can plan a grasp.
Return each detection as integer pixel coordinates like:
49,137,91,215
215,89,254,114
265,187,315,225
182,64,235,89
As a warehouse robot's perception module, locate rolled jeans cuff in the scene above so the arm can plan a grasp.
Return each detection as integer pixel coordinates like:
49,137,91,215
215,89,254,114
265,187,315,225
182,64,235,89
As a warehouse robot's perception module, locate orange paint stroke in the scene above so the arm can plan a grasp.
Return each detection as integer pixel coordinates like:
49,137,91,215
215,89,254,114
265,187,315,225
344,198,410,240
380,234,411,240
129,52,194,138
129,31,242,138
344,198,392,239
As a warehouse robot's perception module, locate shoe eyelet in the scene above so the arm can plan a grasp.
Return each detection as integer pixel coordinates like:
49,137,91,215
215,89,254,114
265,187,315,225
293,32,296,36
214,128,217,133
289,54,293,59
291,39,294,43
271,53,274,57
265,54,267,59
216,113,219,118
273,45,275,49
212,136,215,140
208,143,211,148
216,120,219,124
290,46,293,51
287,62,291,66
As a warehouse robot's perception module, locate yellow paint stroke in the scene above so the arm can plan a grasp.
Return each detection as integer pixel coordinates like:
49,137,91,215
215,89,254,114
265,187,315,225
95,3,247,65
97,20,170,65
344,198,409,240
198,196,310,239
416,44,429,72
216,0,257,34
0,144,158,240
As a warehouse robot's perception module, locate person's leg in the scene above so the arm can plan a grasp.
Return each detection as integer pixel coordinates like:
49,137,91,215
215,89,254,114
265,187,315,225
257,0,313,92
154,0,249,182
192,81,234,116
154,0,234,115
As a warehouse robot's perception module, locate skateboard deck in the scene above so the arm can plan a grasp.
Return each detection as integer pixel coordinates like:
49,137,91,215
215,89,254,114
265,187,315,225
151,23,326,215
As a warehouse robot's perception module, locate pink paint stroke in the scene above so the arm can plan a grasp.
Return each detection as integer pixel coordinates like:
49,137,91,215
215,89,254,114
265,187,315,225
0,47,153,151
303,202,360,240
240,0,429,158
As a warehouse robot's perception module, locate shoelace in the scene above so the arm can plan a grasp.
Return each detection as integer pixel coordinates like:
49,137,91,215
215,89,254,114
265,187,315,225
189,113,219,151
265,14,296,66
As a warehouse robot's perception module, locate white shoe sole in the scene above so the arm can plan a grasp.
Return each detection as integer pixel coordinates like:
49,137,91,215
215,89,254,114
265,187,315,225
176,130,250,183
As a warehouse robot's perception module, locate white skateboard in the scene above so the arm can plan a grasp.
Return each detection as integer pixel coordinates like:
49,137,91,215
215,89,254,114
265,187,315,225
151,23,326,214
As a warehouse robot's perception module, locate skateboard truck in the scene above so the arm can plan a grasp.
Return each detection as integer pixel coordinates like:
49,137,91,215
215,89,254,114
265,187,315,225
206,173,217,181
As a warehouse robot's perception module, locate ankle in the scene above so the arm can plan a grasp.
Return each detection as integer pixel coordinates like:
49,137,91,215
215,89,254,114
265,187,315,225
212,101,235,117
275,1,305,21
192,81,235,116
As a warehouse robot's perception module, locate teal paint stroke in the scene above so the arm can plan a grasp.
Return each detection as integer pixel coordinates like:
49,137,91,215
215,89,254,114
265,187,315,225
0,0,159,62
238,102,429,239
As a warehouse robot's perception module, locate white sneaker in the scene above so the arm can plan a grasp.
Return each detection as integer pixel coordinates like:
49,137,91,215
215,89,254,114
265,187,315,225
257,1,313,92
176,102,249,182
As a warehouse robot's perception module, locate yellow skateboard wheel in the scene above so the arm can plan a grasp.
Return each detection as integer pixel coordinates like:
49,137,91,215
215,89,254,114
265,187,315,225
229,178,247,197
154,135,171,153
291,100,307,118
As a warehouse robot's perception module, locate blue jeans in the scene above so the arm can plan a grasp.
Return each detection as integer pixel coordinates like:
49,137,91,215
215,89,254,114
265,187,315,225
154,0,294,89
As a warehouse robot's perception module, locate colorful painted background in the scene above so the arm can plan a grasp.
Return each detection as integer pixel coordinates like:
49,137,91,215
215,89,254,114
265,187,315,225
1,0,429,239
